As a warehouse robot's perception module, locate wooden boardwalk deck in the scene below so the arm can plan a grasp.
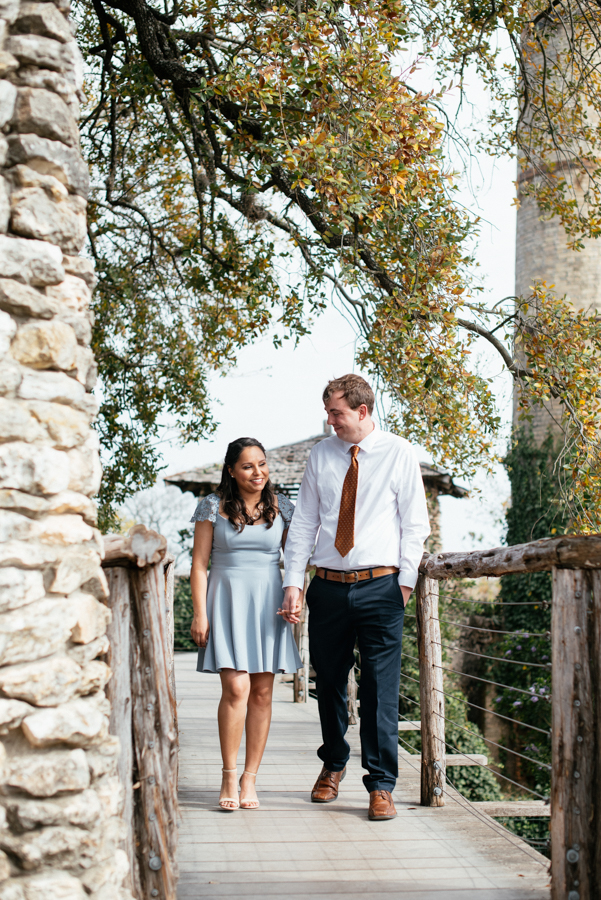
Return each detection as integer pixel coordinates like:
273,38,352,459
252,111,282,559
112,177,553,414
175,652,551,899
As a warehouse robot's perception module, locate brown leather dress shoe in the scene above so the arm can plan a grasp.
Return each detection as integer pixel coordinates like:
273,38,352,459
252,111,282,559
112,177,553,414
311,766,346,803
368,790,397,820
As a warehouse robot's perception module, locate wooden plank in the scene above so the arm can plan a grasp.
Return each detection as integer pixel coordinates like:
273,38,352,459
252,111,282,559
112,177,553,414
398,720,421,731
416,575,445,807
551,568,595,900
103,566,140,897
473,801,550,817
421,535,601,580
131,563,179,900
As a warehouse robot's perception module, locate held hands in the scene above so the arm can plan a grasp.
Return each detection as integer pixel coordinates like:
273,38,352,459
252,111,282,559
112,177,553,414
277,586,303,624
191,615,210,648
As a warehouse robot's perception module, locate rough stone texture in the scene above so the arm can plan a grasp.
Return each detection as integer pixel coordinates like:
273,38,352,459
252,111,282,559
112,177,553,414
0,7,132,895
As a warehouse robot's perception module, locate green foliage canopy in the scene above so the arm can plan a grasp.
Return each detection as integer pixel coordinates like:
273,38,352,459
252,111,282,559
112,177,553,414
73,0,601,527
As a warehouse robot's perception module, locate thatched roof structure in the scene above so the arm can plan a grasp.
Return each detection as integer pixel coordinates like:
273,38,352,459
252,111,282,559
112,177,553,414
164,430,468,501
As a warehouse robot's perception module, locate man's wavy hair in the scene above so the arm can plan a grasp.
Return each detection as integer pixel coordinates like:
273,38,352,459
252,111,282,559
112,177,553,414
217,437,278,532
322,374,375,414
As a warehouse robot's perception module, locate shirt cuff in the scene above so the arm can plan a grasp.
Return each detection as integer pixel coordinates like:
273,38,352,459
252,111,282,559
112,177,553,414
282,570,306,590
398,567,419,591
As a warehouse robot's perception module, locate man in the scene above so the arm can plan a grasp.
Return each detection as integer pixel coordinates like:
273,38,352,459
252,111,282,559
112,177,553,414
281,374,430,820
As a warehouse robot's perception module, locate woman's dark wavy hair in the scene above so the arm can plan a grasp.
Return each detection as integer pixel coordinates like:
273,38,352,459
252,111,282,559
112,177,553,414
217,437,278,532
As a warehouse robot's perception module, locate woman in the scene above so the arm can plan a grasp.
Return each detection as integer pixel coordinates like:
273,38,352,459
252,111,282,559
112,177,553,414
190,437,302,811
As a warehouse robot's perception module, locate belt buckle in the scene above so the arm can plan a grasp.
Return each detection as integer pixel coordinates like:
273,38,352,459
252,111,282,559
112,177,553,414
342,571,359,584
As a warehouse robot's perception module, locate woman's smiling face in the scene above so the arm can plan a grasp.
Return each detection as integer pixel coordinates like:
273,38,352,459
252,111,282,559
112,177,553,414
229,446,269,495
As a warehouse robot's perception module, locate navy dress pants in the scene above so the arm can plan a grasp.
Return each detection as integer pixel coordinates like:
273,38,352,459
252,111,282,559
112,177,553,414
306,572,405,793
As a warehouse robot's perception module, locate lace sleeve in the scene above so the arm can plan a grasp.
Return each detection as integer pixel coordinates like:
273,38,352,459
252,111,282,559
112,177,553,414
190,493,219,524
278,494,295,528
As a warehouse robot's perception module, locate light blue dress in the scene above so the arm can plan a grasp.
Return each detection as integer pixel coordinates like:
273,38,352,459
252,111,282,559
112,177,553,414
190,493,302,674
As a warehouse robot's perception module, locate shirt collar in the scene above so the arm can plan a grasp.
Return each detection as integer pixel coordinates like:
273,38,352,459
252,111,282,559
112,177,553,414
338,422,379,454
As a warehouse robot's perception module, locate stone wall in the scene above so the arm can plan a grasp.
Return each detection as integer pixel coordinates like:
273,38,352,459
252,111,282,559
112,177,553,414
0,1,132,897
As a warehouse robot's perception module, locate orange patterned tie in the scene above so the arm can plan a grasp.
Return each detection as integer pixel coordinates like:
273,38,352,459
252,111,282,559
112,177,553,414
335,445,360,558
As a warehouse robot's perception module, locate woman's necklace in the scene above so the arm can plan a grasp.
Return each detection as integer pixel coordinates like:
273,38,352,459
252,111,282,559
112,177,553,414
245,502,264,525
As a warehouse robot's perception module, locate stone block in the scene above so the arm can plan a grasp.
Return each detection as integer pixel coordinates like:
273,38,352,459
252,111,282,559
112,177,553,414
0,399,43,443
0,280,58,319
5,747,90,796
13,3,72,44
69,593,111,644
18,370,89,413
78,569,108,600
46,490,97,523
0,310,15,357
22,697,106,748
0,53,18,79
0,655,81,705
13,87,78,147
36,513,95,546
11,187,86,253
25,872,87,899
67,634,108,666
4,787,101,830
10,320,77,370
46,274,90,311
0,509,36,543
13,67,78,110
0,442,70,495
0,180,8,236
25,401,88,449
0,360,21,397
73,345,96,389
49,546,101,594
66,445,102,495
0,236,64,286
0,598,77,666
6,134,89,198
0,0,19,24
62,255,96,290
0,82,16,130
0,698,34,734
0,851,8,883
61,40,83,93
0,568,44,612
0,489,47,516
55,310,91,345
84,735,119,779
78,659,110,696
91,775,121,819
81,849,129,894
6,35,69,73
0,823,92,869
0,541,58,569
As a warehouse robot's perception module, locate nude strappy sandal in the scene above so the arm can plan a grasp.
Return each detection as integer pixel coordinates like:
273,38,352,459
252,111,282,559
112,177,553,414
239,770,260,810
219,768,239,811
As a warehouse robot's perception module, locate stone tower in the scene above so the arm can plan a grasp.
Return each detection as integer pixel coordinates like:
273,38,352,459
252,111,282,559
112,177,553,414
0,1,133,897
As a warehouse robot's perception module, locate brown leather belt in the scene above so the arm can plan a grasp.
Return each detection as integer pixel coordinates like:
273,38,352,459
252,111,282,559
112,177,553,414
315,566,399,584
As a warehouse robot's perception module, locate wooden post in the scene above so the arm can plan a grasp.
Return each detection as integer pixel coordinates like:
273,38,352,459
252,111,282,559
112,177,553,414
293,572,311,703
416,574,445,807
164,555,176,712
551,568,596,900
591,572,601,900
130,562,179,900
347,664,358,725
103,566,141,897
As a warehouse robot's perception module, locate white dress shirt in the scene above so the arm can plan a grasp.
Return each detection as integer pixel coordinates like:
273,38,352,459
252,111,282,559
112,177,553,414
283,424,430,590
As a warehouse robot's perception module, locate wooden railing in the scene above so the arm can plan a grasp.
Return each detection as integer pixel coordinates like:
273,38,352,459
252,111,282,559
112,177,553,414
102,526,179,900
416,535,601,900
